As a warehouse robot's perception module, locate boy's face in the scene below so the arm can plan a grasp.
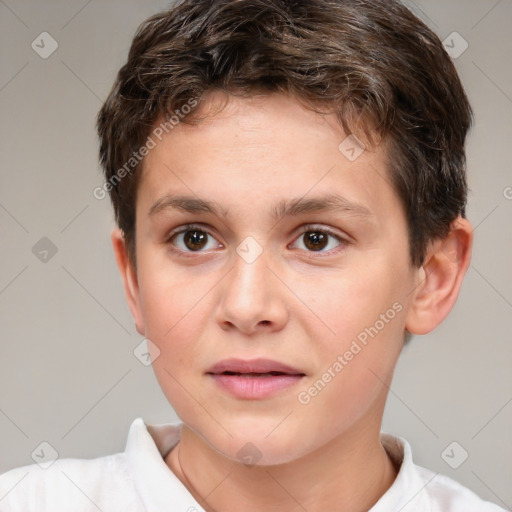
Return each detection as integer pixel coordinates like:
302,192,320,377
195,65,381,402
122,91,423,464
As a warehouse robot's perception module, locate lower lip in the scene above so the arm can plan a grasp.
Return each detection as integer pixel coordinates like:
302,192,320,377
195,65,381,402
208,373,304,399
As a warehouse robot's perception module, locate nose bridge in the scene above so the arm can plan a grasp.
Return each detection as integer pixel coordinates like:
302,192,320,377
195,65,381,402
232,245,268,300
217,240,287,333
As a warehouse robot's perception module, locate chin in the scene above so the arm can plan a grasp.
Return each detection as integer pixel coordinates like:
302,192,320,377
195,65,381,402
191,415,314,466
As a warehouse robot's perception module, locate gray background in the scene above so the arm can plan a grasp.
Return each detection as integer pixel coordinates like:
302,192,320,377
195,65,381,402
1,0,511,507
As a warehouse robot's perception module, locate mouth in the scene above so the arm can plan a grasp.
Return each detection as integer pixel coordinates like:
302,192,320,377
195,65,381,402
216,371,300,377
206,358,306,399
206,358,306,376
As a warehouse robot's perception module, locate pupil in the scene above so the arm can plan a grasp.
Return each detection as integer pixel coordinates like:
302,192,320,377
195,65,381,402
305,231,327,251
185,230,207,250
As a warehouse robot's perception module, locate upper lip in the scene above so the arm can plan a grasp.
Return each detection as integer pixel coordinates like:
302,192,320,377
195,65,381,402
206,358,305,375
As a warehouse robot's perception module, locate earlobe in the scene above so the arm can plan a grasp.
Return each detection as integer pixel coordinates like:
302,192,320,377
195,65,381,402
111,229,145,335
405,217,473,335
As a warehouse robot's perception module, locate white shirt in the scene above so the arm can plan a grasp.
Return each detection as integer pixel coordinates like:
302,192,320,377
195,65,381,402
0,417,506,511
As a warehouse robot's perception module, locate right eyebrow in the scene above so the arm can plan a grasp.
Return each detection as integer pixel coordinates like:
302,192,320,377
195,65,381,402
148,195,230,218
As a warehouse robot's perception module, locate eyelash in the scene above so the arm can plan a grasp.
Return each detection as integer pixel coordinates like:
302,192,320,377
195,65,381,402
165,223,349,257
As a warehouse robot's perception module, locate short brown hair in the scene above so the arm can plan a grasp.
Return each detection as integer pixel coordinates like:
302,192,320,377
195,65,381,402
97,0,472,267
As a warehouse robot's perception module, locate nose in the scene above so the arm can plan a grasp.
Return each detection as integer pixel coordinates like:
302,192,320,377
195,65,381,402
215,246,289,335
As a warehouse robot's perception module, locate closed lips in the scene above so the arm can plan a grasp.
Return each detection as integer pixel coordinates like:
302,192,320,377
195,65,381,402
206,358,306,376
219,371,300,377
207,358,306,399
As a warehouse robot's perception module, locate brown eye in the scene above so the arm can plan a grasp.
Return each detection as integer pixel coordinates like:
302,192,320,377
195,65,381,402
291,226,345,254
303,231,329,251
183,230,209,251
169,226,220,253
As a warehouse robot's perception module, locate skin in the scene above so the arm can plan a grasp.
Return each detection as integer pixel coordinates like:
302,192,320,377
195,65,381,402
112,90,473,512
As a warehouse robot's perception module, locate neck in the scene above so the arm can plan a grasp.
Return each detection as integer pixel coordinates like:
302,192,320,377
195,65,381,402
165,416,398,512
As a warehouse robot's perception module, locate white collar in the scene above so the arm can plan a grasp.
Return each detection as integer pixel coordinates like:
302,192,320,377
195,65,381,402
125,418,203,511
372,433,433,511
125,418,432,512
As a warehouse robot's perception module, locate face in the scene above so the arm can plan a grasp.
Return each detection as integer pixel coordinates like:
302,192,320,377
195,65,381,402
123,91,421,464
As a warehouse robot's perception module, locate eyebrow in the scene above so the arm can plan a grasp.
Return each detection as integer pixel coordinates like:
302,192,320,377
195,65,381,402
148,193,373,221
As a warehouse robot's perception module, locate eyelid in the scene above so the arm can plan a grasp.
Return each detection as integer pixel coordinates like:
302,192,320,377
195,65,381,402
290,223,351,255
165,223,223,250
165,222,351,255
165,223,217,241
294,223,350,242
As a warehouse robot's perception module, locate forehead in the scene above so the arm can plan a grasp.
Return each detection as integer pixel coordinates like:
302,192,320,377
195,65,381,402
137,92,399,224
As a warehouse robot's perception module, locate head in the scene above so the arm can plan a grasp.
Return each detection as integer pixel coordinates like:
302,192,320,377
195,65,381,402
97,0,473,465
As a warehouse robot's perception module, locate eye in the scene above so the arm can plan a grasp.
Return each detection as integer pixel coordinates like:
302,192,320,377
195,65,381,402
167,224,221,252
166,224,348,255
291,226,347,254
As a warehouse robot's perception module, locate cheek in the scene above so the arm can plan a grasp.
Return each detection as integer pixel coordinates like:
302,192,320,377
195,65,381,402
298,261,407,390
136,260,208,362
298,302,405,434
301,260,404,339
138,271,210,420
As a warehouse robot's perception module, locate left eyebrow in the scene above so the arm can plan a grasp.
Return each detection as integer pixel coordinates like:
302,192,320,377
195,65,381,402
147,193,374,221
270,194,374,221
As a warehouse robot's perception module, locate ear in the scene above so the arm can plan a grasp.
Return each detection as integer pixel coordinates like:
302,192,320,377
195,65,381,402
405,216,473,335
111,229,145,336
